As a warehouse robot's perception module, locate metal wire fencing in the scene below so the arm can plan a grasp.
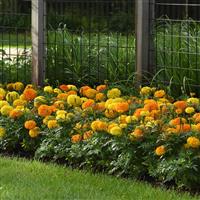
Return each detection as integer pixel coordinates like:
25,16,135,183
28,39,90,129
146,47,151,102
152,0,200,93
0,0,32,83
45,0,135,85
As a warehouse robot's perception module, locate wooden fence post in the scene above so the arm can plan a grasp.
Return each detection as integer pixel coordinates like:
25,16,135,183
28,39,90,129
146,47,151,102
135,0,155,85
32,0,46,86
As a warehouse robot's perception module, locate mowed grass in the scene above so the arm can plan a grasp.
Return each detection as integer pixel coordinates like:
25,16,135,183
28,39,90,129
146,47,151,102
0,156,199,200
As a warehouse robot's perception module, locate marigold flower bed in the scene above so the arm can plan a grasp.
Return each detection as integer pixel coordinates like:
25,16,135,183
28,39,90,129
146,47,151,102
0,82,200,189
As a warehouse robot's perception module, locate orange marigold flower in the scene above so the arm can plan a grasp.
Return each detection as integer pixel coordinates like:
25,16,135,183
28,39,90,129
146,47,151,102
187,136,200,148
24,120,37,130
144,101,158,111
169,117,187,126
23,88,37,101
174,101,187,110
82,99,95,109
80,86,91,96
176,124,191,133
96,84,107,92
38,105,53,117
71,134,82,143
114,102,129,113
95,93,106,101
94,102,106,112
84,89,97,99
154,90,166,98
57,93,68,101
155,145,166,156
59,84,69,91
9,109,23,119
134,108,144,118
131,128,143,139
83,130,93,140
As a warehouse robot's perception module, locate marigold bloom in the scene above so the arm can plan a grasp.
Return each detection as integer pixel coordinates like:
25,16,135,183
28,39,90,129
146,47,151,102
134,108,144,118
82,99,95,109
13,99,27,107
47,120,59,129
0,88,6,98
187,98,199,106
83,130,93,140
95,93,106,101
6,91,20,102
187,136,200,148
13,82,24,91
144,101,158,111
96,84,107,92
0,100,9,109
71,134,82,143
24,120,37,130
38,105,53,117
104,109,118,119
154,90,165,98
131,128,143,138
140,86,151,96
59,84,69,91
0,127,6,138
114,102,129,113
94,102,106,112
67,95,81,107
155,145,166,156
84,89,97,99
107,88,121,99
6,83,14,91
169,117,187,126
174,101,187,111
80,86,91,96
176,124,191,133
57,93,69,101
1,105,13,116
29,127,40,138
91,120,107,132
23,88,37,101
109,126,122,136
44,86,54,93
185,107,195,114
53,100,65,110
9,109,23,119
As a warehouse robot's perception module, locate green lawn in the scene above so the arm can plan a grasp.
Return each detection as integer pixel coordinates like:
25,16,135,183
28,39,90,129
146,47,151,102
0,156,198,200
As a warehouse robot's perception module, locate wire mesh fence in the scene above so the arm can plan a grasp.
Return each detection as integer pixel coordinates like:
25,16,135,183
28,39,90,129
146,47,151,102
152,0,200,93
45,0,135,85
0,0,32,83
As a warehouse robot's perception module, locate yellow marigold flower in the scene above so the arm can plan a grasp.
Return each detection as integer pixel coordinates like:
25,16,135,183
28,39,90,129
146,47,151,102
56,110,67,116
53,100,65,110
6,83,14,91
25,84,34,89
47,120,59,129
13,99,27,107
187,98,199,106
109,126,122,136
187,136,200,148
107,88,121,99
43,115,55,125
119,123,127,129
24,120,37,130
104,109,118,119
154,90,165,98
1,105,13,116
9,108,23,119
67,85,78,91
71,134,82,143
53,88,62,94
84,89,97,99
29,127,40,138
0,100,9,109
140,86,151,96
56,113,66,121
0,127,6,138
34,96,47,108
185,107,195,114
0,88,6,98
44,86,54,93
13,82,24,91
67,94,81,107
91,120,107,132
140,110,150,117
6,91,20,102
125,116,132,124
155,145,166,156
